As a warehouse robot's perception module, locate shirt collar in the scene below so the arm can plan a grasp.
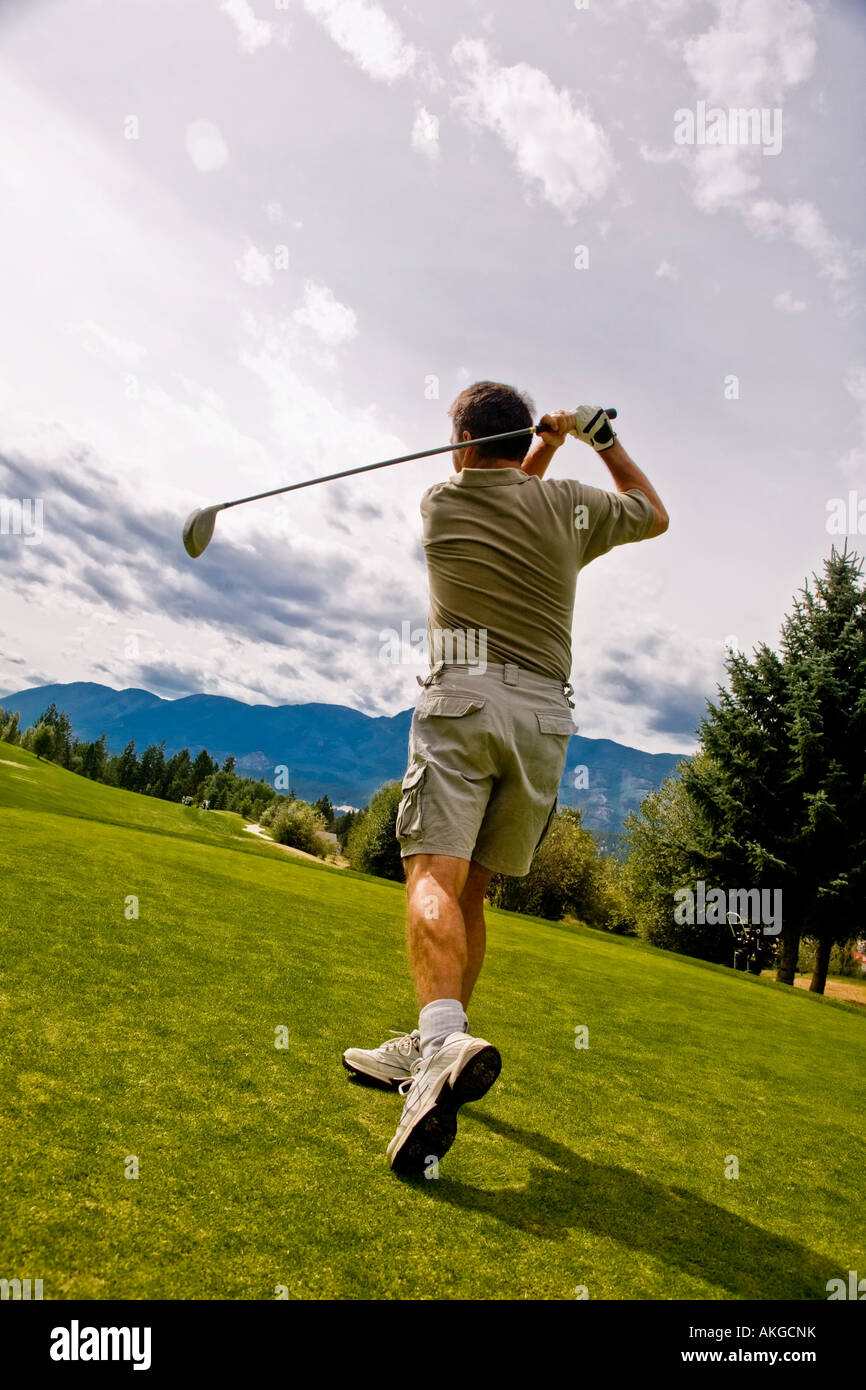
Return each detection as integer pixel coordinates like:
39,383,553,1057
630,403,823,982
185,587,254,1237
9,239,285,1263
451,468,529,487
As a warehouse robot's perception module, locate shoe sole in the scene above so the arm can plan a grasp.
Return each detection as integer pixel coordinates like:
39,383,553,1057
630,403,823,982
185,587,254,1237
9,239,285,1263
341,1057,407,1090
389,1044,501,1176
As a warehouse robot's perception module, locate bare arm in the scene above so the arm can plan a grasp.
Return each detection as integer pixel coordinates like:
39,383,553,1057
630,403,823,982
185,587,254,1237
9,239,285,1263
523,410,669,539
599,437,669,539
520,412,572,479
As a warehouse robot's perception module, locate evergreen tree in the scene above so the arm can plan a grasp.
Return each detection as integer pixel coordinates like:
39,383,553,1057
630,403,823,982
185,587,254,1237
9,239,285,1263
80,734,108,782
679,548,866,992
334,809,360,850
33,704,73,766
115,739,140,791
191,748,215,794
138,741,167,797
165,748,194,801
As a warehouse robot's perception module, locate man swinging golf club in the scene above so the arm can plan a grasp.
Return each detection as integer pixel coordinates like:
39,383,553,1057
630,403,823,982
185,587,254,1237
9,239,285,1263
342,382,669,1174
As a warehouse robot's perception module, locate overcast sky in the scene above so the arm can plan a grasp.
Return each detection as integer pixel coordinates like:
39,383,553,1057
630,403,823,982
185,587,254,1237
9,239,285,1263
0,0,863,754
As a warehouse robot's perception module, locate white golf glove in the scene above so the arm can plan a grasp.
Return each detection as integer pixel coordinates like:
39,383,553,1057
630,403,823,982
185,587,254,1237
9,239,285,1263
568,406,616,451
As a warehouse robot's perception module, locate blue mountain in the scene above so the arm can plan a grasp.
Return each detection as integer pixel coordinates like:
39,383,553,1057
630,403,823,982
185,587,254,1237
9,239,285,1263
0,681,685,839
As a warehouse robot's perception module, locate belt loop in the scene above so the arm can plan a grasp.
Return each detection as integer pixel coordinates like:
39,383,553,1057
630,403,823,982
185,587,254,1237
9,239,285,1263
503,662,519,687
419,659,445,688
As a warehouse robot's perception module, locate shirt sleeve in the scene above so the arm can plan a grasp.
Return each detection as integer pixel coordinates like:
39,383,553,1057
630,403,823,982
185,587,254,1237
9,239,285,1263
574,483,655,566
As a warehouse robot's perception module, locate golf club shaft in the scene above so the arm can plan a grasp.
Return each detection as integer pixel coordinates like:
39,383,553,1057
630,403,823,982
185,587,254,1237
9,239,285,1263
216,412,618,513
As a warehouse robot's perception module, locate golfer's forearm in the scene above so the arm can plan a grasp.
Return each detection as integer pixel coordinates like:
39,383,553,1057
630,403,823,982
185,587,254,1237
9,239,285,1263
521,437,558,479
601,438,669,536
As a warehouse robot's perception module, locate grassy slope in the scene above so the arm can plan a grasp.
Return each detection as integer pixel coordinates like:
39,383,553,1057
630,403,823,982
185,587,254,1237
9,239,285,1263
1,747,863,1301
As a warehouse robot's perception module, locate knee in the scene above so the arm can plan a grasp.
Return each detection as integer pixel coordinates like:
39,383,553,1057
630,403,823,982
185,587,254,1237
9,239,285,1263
406,857,465,916
408,874,459,916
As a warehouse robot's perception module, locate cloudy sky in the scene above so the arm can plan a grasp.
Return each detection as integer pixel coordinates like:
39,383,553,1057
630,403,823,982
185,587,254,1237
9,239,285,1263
0,0,863,754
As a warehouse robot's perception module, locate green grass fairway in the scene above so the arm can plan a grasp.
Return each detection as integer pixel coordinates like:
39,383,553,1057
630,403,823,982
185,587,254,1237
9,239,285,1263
1,747,863,1300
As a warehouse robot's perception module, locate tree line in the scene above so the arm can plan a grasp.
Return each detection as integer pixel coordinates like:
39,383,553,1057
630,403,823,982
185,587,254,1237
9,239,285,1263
0,702,339,852
4,548,863,995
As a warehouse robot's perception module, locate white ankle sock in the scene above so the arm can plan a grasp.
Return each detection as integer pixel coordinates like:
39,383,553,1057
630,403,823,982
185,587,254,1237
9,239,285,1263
419,998,468,1059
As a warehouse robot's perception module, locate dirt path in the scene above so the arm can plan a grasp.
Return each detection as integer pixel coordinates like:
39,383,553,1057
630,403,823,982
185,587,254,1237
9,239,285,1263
243,822,348,869
761,970,866,1006
792,974,866,1006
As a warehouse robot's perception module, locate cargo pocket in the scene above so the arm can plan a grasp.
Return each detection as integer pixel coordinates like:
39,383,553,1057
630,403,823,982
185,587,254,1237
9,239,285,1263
395,761,426,838
536,713,578,736
418,695,486,719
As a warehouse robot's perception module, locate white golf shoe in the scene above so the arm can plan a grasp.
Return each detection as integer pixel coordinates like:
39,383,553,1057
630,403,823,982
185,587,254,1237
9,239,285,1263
386,1031,501,1174
342,1029,423,1088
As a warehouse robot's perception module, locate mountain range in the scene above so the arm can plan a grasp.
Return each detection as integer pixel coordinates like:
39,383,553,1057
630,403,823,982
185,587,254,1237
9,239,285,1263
0,681,686,840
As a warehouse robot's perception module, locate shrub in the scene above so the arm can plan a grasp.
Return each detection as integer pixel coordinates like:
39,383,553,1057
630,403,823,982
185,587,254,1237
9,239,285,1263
345,782,403,882
269,799,327,857
488,808,614,924
31,723,55,761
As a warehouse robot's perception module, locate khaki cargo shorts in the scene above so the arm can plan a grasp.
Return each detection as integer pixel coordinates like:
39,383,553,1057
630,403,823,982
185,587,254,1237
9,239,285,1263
396,660,577,877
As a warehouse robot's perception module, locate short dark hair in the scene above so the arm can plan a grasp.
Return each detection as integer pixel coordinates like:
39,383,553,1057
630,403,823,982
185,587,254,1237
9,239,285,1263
448,380,536,463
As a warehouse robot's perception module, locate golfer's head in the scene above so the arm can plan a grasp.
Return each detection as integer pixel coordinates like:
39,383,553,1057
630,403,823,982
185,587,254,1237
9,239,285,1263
448,380,535,472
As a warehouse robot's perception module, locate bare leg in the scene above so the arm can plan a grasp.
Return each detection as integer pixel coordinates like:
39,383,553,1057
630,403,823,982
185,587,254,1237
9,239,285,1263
460,860,493,1009
404,854,470,1008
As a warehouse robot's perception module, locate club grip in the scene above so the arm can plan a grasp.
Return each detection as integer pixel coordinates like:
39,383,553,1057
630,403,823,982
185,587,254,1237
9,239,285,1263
535,407,617,433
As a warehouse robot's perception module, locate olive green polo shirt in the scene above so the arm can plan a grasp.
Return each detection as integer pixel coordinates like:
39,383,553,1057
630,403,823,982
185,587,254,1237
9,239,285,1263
420,468,654,683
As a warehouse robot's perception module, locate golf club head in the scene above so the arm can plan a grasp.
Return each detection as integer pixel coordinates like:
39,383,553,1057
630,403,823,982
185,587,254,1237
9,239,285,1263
183,505,220,559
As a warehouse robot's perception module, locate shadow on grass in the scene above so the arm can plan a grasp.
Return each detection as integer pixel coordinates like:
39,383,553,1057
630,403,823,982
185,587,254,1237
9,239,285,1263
426,1111,832,1300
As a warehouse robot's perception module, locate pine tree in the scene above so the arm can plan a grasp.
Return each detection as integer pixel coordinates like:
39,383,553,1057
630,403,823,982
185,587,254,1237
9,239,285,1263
777,547,866,990
191,748,215,794
165,748,194,801
139,742,167,798
680,548,866,992
115,740,140,791
33,704,73,766
81,734,108,782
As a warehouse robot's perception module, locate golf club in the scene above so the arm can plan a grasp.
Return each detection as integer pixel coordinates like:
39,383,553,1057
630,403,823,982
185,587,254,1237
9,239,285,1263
182,409,618,558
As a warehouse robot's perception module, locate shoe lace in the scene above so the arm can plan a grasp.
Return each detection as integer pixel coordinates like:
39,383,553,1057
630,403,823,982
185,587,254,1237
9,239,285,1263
382,1028,420,1058
397,1056,425,1097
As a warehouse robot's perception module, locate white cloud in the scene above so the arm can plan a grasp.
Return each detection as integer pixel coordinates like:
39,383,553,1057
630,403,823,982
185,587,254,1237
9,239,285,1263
664,2,858,306
184,119,229,172
682,0,816,107
219,0,272,54
773,288,805,313
691,144,761,214
679,1,815,217
655,259,679,281
411,105,439,160
292,280,358,346
303,0,416,82
450,38,614,217
234,241,274,287
745,199,851,290
639,142,684,165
